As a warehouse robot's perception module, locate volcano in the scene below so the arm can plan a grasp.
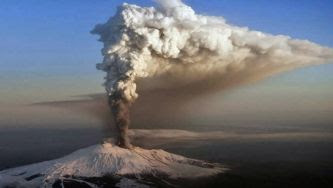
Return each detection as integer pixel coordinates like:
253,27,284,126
0,141,225,188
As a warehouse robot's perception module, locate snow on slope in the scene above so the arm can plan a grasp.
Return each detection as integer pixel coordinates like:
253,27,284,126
0,141,225,187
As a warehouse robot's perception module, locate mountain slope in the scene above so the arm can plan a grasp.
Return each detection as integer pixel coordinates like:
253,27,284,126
0,142,225,187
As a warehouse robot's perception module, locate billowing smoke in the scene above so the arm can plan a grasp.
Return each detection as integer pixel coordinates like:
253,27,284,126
92,0,333,148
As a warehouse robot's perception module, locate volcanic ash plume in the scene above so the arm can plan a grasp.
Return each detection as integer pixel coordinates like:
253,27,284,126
92,0,333,148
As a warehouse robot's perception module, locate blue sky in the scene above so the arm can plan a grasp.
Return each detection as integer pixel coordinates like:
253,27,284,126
0,0,332,104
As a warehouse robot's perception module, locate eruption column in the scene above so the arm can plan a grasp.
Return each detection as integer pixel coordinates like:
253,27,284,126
92,0,333,148
108,91,132,148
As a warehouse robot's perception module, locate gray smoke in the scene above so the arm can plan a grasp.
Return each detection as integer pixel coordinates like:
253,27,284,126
108,92,132,148
92,0,333,148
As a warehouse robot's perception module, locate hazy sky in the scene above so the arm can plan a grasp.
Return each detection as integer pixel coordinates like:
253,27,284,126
0,0,332,109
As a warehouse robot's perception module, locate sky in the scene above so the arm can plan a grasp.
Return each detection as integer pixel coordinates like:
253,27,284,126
0,0,332,122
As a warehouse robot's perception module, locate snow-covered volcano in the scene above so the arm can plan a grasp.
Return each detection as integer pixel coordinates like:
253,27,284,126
0,141,225,188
